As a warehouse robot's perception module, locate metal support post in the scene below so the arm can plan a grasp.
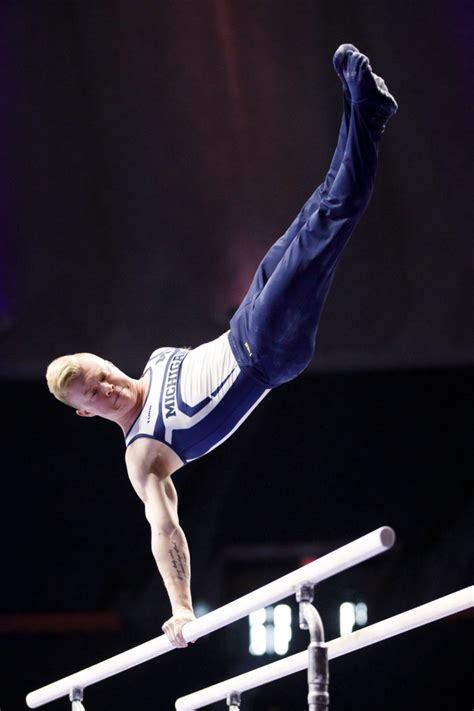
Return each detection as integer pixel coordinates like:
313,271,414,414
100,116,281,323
226,691,241,710
297,584,329,711
69,688,85,711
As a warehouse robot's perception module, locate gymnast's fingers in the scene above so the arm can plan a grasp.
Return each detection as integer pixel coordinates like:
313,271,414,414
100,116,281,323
162,617,189,648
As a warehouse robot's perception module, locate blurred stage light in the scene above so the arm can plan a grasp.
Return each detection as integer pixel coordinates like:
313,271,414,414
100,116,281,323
249,605,292,656
339,601,368,636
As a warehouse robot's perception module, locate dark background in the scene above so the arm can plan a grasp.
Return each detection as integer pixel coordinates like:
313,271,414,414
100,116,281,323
1,1,473,710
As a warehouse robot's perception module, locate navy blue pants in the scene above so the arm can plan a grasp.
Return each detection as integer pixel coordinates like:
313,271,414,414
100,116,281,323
229,96,382,388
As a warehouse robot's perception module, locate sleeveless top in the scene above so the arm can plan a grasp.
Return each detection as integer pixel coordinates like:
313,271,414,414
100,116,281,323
125,332,270,463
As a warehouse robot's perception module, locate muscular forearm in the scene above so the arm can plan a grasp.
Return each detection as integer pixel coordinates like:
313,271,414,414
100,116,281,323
151,525,193,614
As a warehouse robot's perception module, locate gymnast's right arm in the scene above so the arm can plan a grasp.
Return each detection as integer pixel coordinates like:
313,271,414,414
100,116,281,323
126,455,195,648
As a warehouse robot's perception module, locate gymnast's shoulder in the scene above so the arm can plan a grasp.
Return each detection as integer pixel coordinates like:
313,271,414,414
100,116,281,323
125,438,184,491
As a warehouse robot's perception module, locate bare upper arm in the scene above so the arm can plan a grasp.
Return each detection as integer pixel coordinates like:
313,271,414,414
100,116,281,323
142,473,179,532
125,447,179,533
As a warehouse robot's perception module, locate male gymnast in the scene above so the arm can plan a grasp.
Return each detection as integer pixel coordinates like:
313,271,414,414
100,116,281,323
46,45,397,649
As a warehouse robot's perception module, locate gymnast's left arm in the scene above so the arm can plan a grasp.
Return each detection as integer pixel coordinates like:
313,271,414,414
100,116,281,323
126,455,196,648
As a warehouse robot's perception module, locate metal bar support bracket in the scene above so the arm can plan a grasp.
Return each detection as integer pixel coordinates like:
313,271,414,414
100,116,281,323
296,584,329,711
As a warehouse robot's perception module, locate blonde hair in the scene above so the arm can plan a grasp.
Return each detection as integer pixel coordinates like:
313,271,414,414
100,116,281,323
46,354,82,405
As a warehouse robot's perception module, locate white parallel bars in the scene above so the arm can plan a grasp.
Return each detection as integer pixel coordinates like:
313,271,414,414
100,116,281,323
175,585,474,710
26,526,394,708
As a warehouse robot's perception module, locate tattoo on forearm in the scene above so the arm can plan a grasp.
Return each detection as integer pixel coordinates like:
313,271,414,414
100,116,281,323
169,541,187,581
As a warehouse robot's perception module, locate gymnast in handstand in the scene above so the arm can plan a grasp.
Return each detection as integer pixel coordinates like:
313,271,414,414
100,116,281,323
46,44,397,648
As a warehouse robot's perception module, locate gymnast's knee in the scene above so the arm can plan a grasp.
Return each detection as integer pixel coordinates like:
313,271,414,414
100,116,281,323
317,190,372,222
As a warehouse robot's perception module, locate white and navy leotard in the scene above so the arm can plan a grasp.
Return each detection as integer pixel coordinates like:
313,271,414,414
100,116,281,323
125,332,270,463
125,57,391,459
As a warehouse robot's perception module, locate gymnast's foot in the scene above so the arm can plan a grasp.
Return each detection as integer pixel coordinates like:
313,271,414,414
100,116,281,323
333,43,359,98
333,44,398,129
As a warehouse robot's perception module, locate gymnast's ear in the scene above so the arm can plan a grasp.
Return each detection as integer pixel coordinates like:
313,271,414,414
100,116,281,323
76,409,95,418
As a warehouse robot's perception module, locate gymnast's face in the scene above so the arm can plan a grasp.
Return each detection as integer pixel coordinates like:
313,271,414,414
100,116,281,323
67,353,133,420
